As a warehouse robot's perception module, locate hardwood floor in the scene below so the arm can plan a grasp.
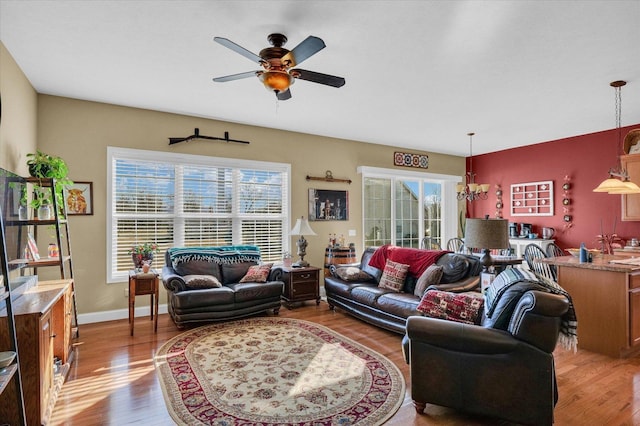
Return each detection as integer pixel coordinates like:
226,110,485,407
49,302,640,425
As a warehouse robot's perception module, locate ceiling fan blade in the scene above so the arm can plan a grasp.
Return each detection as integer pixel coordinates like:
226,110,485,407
281,36,325,67
276,89,292,101
213,37,263,63
213,70,259,83
291,69,345,88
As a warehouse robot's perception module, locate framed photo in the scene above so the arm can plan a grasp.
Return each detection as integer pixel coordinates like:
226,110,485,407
64,181,93,215
27,233,40,260
308,189,349,221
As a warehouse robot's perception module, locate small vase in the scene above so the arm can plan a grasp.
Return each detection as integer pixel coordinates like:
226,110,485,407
38,204,51,220
18,205,29,221
132,253,153,270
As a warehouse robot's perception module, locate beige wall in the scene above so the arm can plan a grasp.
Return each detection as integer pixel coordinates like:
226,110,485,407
36,95,464,315
0,41,37,173
2,41,465,316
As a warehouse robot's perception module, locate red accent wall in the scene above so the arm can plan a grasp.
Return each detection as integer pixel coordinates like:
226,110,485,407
468,124,640,250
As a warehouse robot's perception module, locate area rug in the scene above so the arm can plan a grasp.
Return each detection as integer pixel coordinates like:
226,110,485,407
154,317,405,425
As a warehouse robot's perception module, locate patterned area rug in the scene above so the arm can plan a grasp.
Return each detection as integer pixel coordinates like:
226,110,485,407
155,317,405,425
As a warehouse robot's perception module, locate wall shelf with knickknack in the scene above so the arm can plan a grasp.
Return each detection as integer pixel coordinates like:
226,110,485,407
306,170,352,184
510,180,554,216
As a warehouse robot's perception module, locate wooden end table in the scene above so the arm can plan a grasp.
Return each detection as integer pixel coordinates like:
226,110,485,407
128,270,159,336
280,265,321,308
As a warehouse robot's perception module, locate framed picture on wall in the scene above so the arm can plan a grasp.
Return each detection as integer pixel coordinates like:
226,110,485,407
64,181,93,215
308,189,349,221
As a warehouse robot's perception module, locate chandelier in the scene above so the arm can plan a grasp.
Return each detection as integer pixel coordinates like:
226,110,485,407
593,80,640,194
457,132,490,201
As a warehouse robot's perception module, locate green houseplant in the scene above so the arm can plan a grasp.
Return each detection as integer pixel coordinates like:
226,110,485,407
26,150,73,214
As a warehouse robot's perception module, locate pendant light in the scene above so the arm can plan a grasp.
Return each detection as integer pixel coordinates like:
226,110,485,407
593,81,640,194
457,132,490,201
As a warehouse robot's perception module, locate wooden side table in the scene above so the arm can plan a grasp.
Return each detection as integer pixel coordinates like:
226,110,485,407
280,265,321,308
128,270,159,336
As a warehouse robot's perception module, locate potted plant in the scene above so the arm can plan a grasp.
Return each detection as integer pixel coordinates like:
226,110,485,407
128,243,160,270
25,150,73,215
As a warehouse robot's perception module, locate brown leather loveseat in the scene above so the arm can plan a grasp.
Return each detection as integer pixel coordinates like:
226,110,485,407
161,246,284,327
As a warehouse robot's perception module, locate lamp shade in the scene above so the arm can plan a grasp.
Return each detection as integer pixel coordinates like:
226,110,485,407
605,180,640,194
259,71,294,92
593,177,630,193
290,217,317,236
464,218,509,249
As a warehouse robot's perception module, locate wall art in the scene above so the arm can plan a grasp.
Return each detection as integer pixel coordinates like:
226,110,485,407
308,189,348,221
394,152,429,169
64,181,93,215
510,180,554,216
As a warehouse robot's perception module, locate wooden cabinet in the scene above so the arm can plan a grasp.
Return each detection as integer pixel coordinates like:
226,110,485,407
280,266,320,308
621,154,640,221
0,279,74,425
39,310,53,422
546,256,640,357
630,287,640,347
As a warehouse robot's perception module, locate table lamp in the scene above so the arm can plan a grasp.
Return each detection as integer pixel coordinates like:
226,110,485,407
290,216,317,267
464,216,509,271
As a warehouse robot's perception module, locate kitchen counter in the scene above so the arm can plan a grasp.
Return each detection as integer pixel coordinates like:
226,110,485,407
541,255,640,357
540,254,640,273
613,247,640,258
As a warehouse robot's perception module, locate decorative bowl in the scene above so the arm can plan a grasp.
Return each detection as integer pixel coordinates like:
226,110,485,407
566,248,600,257
0,351,16,368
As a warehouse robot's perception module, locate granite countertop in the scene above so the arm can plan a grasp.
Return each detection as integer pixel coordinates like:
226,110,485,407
615,247,640,254
540,255,640,272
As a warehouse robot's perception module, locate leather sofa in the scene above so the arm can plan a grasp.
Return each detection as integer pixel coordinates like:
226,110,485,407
161,246,284,328
402,289,570,425
324,246,482,334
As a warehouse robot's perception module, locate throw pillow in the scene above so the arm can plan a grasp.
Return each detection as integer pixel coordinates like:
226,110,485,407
183,274,222,289
413,264,444,297
334,266,374,282
417,290,484,325
378,259,409,292
239,263,273,283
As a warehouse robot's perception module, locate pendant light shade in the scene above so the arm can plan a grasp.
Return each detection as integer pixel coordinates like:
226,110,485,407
593,80,639,194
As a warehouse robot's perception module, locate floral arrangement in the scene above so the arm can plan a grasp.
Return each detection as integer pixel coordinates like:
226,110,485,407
596,219,624,255
128,243,159,256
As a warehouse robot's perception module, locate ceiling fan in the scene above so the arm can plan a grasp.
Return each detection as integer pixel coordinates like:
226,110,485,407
212,33,345,100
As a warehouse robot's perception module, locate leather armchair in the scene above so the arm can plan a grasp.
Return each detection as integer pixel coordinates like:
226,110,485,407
403,290,569,426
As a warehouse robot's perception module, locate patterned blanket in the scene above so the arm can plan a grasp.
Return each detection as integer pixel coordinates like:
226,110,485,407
486,268,578,352
168,246,261,269
368,244,449,278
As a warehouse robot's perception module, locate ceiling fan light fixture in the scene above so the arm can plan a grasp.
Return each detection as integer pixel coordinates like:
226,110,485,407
258,70,293,93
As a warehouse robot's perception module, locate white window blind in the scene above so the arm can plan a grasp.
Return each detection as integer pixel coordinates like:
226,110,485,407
107,148,290,283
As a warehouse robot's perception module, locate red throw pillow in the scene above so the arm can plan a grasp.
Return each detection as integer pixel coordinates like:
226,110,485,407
378,259,409,292
417,290,484,324
239,263,273,283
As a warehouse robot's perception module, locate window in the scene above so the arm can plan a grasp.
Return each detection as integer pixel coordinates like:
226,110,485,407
107,147,290,282
358,166,460,249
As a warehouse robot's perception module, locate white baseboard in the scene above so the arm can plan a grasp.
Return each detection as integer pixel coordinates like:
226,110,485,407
77,304,168,325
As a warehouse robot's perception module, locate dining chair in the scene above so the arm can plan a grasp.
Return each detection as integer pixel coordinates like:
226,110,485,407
524,243,556,281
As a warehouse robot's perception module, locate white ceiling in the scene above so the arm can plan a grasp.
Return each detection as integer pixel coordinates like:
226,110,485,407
1,0,639,156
